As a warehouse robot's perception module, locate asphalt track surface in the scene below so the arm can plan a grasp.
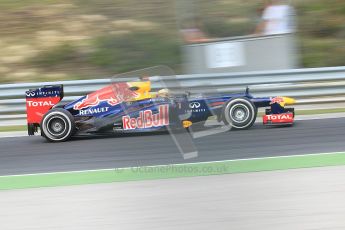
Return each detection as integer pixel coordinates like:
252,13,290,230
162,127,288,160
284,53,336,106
1,117,345,176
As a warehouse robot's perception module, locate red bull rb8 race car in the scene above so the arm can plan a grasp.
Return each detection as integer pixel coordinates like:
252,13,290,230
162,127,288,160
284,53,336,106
25,77,296,142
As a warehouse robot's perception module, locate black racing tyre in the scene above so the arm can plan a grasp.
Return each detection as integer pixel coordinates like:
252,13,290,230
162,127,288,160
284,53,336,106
222,97,257,130
40,108,75,142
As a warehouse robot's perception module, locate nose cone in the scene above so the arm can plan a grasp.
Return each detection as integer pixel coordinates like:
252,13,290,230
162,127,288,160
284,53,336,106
282,97,295,105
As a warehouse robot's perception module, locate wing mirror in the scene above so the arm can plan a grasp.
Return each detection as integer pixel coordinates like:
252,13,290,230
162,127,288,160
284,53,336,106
129,86,140,91
245,86,250,95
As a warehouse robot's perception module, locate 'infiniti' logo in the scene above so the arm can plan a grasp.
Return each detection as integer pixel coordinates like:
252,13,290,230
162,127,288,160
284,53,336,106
26,91,36,97
189,102,201,108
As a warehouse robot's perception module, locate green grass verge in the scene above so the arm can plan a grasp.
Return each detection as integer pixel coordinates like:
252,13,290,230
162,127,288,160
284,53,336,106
256,108,345,116
1,152,345,190
0,125,27,132
295,108,345,115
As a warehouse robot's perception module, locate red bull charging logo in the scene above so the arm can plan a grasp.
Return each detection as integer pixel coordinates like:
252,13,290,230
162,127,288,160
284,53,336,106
74,83,138,110
122,105,169,130
270,97,284,105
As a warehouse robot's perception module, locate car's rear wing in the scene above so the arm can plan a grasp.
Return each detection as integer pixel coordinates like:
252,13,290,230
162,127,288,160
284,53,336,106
26,85,64,135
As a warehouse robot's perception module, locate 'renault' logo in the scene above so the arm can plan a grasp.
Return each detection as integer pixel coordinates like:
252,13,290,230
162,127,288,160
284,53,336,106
122,105,169,130
79,107,110,115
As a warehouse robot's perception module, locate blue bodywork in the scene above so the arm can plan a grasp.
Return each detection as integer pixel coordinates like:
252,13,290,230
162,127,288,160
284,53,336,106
61,89,274,134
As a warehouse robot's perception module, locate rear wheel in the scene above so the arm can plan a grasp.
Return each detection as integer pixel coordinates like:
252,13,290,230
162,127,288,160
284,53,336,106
40,108,75,142
222,97,257,130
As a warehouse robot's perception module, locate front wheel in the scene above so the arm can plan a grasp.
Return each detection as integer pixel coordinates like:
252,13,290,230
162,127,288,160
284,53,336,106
222,97,257,130
40,108,75,142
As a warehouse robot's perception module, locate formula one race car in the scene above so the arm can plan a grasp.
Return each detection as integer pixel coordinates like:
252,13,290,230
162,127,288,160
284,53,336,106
25,77,295,142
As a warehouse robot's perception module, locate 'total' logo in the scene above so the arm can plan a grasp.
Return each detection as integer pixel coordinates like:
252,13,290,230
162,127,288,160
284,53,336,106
27,101,55,107
122,105,169,130
266,114,292,120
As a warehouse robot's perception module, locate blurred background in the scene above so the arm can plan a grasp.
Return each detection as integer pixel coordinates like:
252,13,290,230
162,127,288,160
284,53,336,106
0,0,344,83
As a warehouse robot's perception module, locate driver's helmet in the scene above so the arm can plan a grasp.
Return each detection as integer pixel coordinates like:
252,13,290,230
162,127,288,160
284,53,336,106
157,88,170,97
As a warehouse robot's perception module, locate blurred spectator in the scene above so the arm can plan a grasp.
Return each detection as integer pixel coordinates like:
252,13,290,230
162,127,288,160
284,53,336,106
253,0,272,34
255,0,295,35
180,18,210,43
